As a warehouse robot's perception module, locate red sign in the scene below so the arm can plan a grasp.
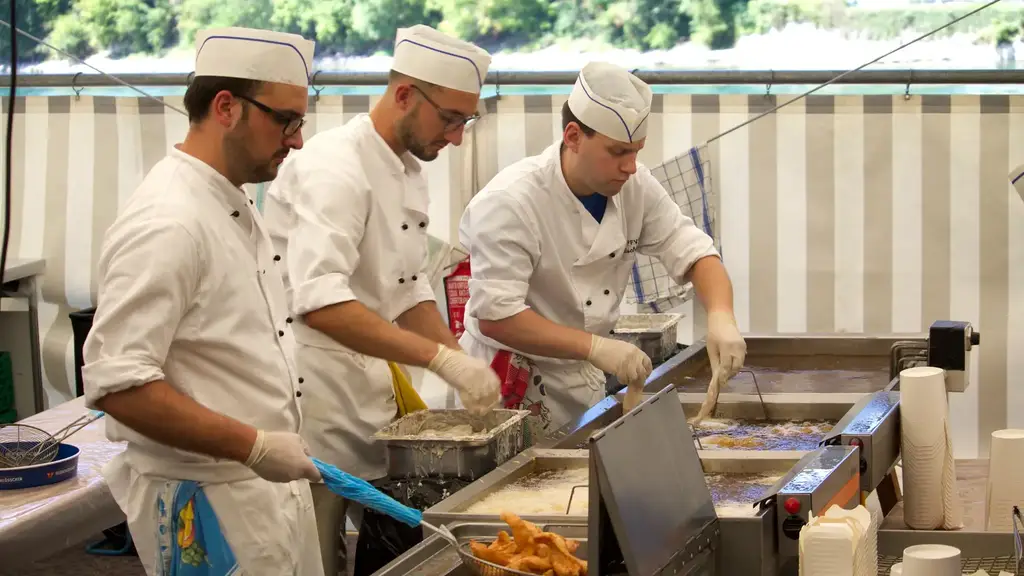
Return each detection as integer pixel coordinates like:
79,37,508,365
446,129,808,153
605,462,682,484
443,259,471,339
491,350,533,410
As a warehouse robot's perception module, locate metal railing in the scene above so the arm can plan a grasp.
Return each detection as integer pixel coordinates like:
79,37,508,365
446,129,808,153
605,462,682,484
3,69,1024,88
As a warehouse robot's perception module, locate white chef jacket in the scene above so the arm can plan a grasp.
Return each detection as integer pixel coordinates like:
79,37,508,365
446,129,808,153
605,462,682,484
458,143,718,429
82,148,321,576
264,114,435,480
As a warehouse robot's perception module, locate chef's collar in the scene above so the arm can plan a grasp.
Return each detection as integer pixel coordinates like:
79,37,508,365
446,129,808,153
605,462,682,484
546,143,580,209
168,147,256,217
357,114,423,177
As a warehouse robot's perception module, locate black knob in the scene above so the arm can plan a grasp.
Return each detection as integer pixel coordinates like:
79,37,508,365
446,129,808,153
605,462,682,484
971,331,981,346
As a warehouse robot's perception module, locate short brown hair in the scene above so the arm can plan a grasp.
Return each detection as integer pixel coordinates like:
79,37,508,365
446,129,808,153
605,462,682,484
183,76,264,123
561,101,596,136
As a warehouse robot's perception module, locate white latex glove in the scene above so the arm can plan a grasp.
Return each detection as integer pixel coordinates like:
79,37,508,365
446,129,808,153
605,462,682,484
428,344,501,417
587,335,653,390
706,310,746,382
245,429,322,483
693,311,746,424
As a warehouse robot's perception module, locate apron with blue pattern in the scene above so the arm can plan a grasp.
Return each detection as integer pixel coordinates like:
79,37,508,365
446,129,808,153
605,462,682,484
155,480,241,576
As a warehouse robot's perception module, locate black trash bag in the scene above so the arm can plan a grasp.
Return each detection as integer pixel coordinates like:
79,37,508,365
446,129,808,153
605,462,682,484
352,476,473,576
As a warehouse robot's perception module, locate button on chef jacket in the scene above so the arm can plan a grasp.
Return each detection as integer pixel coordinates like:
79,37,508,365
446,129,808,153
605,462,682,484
263,114,434,480
459,142,719,370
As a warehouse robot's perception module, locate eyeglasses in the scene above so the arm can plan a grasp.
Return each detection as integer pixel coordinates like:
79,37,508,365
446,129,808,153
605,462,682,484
410,85,479,132
234,94,306,137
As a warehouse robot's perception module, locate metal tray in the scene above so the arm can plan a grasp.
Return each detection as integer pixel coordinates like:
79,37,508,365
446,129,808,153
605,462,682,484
374,522,589,576
373,409,530,480
610,313,682,364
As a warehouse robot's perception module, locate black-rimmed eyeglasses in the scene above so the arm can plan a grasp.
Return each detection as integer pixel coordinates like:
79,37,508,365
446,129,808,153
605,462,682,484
235,94,305,137
410,85,479,132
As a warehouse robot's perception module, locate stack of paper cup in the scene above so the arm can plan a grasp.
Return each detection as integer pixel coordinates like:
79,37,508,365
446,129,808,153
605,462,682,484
985,429,1024,531
899,366,963,530
900,544,960,576
798,505,876,576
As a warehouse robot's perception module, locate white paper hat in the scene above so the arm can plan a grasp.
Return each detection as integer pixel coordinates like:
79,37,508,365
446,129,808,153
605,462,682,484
567,62,653,143
1011,163,1024,204
391,25,491,94
195,27,315,87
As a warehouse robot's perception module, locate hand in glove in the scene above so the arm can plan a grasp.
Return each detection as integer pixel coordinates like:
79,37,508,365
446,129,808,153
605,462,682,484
428,344,501,417
693,311,746,424
587,335,653,390
245,430,322,483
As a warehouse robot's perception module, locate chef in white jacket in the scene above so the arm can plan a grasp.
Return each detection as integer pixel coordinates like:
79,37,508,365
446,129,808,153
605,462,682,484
459,61,747,432
83,27,324,576
263,24,500,576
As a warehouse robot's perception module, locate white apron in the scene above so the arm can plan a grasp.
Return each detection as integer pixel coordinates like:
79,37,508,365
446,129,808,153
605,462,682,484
264,115,437,480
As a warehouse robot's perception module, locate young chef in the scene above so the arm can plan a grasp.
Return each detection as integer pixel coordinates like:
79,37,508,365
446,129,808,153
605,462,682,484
262,24,500,576
458,61,748,432
82,27,324,576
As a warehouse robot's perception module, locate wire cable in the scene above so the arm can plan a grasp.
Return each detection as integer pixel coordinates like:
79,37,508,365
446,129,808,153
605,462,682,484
0,18,186,117
3,0,18,292
705,0,1005,145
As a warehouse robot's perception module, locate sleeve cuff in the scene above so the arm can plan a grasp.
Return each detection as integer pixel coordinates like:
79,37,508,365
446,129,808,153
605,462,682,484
414,280,437,305
467,278,530,321
290,273,357,316
82,354,165,409
676,246,721,284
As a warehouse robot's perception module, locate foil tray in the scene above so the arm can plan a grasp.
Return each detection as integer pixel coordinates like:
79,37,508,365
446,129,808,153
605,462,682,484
610,313,682,364
373,409,530,480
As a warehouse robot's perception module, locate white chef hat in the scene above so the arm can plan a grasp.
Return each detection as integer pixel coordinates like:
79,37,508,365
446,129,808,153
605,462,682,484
567,62,653,143
194,27,315,87
391,25,491,94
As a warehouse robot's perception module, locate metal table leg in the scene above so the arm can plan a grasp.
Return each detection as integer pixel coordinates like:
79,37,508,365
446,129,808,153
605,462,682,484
25,276,44,413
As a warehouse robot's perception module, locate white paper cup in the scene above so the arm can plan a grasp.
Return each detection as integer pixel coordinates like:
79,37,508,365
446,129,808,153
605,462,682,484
900,367,950,529
986,429,1024,531
889,562,903,576
901,544,960,576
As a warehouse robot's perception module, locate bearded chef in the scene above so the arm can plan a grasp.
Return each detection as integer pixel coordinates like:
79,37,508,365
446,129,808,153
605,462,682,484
82,27,323,576
262,24,500,576
458,61,747,432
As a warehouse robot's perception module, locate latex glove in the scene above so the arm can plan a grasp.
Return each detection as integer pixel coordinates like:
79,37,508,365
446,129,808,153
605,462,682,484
428,344,501,417
706,310,746,382
245,430,322,483
622,384,644,413
587,335,653,390
693,311,746,424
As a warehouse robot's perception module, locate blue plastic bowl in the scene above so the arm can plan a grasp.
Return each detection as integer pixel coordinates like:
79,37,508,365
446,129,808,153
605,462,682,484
0,442,81,490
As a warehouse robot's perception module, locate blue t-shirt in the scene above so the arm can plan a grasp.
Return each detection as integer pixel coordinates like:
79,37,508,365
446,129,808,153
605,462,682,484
577,193,608,223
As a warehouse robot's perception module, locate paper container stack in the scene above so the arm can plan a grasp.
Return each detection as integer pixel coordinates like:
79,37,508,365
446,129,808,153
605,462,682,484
798,505,877,576
985,429,1024,531
899,366,963,530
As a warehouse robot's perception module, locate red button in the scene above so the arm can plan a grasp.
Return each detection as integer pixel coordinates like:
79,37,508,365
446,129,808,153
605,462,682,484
784,497,801,515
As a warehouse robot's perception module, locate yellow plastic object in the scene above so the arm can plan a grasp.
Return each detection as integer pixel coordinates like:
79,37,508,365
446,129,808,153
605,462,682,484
391,362,428,416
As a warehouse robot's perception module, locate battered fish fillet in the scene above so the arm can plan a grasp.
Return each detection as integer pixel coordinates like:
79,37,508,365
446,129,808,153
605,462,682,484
468,512,588,576
691,371,722,426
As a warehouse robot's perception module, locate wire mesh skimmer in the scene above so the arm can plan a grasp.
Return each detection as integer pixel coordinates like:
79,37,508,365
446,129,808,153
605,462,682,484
0,411,104,468
424,522,541,576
